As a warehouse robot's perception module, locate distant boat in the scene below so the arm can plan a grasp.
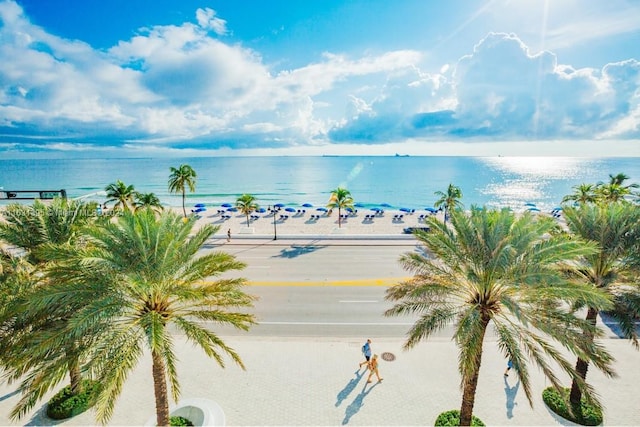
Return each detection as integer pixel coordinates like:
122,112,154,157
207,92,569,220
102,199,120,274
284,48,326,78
395,153,410,157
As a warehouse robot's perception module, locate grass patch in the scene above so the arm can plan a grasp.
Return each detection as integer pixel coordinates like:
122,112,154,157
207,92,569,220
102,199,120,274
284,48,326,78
434,409,486,426
542,387,603,426
46,379,100,420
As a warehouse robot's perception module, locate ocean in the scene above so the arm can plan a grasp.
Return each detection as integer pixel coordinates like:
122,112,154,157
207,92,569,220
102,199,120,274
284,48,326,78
1,156,639,212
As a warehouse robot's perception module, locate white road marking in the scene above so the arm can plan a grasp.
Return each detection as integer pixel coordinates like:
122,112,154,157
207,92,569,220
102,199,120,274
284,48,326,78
258,321,414,326
338,300,379,303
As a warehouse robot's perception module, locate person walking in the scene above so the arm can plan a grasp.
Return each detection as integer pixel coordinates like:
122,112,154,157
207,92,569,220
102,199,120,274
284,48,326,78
504,359,513,377
227,228,231,242
359,339,372,368
366,354,383,383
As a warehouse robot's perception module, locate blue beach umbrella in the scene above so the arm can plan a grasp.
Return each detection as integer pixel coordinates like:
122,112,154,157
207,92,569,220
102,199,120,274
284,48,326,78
354,203,366,208
192,207,206,213
226,207,238,212
370,207,382,212
528,207,541,212
302,203,313,208
274,203,285,208
425,207,437,213
221,203,232,208
399,207,411,213
524,202,537,207
285,207,297,212
194,203,206,208
257,208,266,213
552,207,563,211
316,207,328,212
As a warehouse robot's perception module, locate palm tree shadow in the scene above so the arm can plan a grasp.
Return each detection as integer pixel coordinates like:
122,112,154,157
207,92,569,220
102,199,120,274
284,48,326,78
335,368,365,407
504,376,520,419
24,404,66,426
0,388,20,401
342,381,379,425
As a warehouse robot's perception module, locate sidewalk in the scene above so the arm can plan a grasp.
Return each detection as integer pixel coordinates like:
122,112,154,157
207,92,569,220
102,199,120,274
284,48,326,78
2,335,638,426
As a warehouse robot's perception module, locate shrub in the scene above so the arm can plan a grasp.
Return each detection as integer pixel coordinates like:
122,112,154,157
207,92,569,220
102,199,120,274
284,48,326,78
434,409,486,426
46,379,100,420
170,415,194,426
542,387,603,426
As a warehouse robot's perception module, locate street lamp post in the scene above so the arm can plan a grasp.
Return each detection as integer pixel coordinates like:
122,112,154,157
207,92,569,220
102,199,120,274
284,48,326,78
271,206,277,240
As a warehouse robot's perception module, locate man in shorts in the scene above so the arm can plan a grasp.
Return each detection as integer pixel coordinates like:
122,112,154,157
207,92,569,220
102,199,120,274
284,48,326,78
359,339,372,368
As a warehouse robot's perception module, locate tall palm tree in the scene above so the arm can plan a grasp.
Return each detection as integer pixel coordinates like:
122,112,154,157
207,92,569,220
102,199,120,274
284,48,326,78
18,210,256,425
384,208,613,426
327,187,354,228
104,180,136,212
562,183,597,205
561,203,640,408
433,183,463,223
134,192,164,214
168,164,197,218
236,194,259,227
0,199,96,396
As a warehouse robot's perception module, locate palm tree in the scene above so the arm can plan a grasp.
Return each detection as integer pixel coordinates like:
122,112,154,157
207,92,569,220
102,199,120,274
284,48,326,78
236,194,259,227
134,192,164,214
168,164,197,217
562,183,597,205
104,180,136,212
433,183,463,223
561,203,640,408
0,199,96,397
20,210,256,425
384,208,613,426
327,187,354,228
594,173,639,204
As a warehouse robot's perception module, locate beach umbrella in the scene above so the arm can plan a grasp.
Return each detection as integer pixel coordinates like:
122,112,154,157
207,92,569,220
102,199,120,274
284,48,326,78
552,207,563,212
399,207,411,213
192,207,206,213
221,203,232,208
302,203,313,208
274,203,285,208
194,203,206,208
524,202,537,207
257,208,266,213
354,203,366,208
528,207,541,212
285,207,297,212
425,207,437,213
226,207,238,212
316,207,328,212
346,207,355,212
370,207,382,212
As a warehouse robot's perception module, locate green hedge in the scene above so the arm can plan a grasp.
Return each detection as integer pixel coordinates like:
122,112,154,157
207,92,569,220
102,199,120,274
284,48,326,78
170,415,194,426
542,387,602,426
434,409,486,426
46,379,100,420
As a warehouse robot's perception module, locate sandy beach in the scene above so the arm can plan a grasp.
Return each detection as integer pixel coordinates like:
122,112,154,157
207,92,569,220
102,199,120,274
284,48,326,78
185,206,439,238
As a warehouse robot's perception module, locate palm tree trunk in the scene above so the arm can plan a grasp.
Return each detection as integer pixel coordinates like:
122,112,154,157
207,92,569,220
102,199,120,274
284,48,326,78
246,214,250,227
181,190,187,218
152,350,170,427
68,358,83,395
459,315,490,426
338,207,342,228
569,306,599,407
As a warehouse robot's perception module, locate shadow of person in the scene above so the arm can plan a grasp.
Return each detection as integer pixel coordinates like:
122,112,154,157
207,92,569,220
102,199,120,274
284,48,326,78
504,376,520,419
335,369,365,407
341,381,379,425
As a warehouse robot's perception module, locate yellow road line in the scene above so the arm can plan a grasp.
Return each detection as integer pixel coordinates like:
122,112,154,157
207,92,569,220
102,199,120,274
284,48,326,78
246,278,410,287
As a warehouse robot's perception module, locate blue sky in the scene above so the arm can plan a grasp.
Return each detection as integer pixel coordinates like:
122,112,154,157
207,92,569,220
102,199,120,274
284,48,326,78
1,0,639,158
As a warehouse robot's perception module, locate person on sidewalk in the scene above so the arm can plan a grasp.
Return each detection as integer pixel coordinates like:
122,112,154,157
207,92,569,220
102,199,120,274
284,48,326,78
359,339,372,368
227,228,231,242
366,354,383,383
504,359,513,377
